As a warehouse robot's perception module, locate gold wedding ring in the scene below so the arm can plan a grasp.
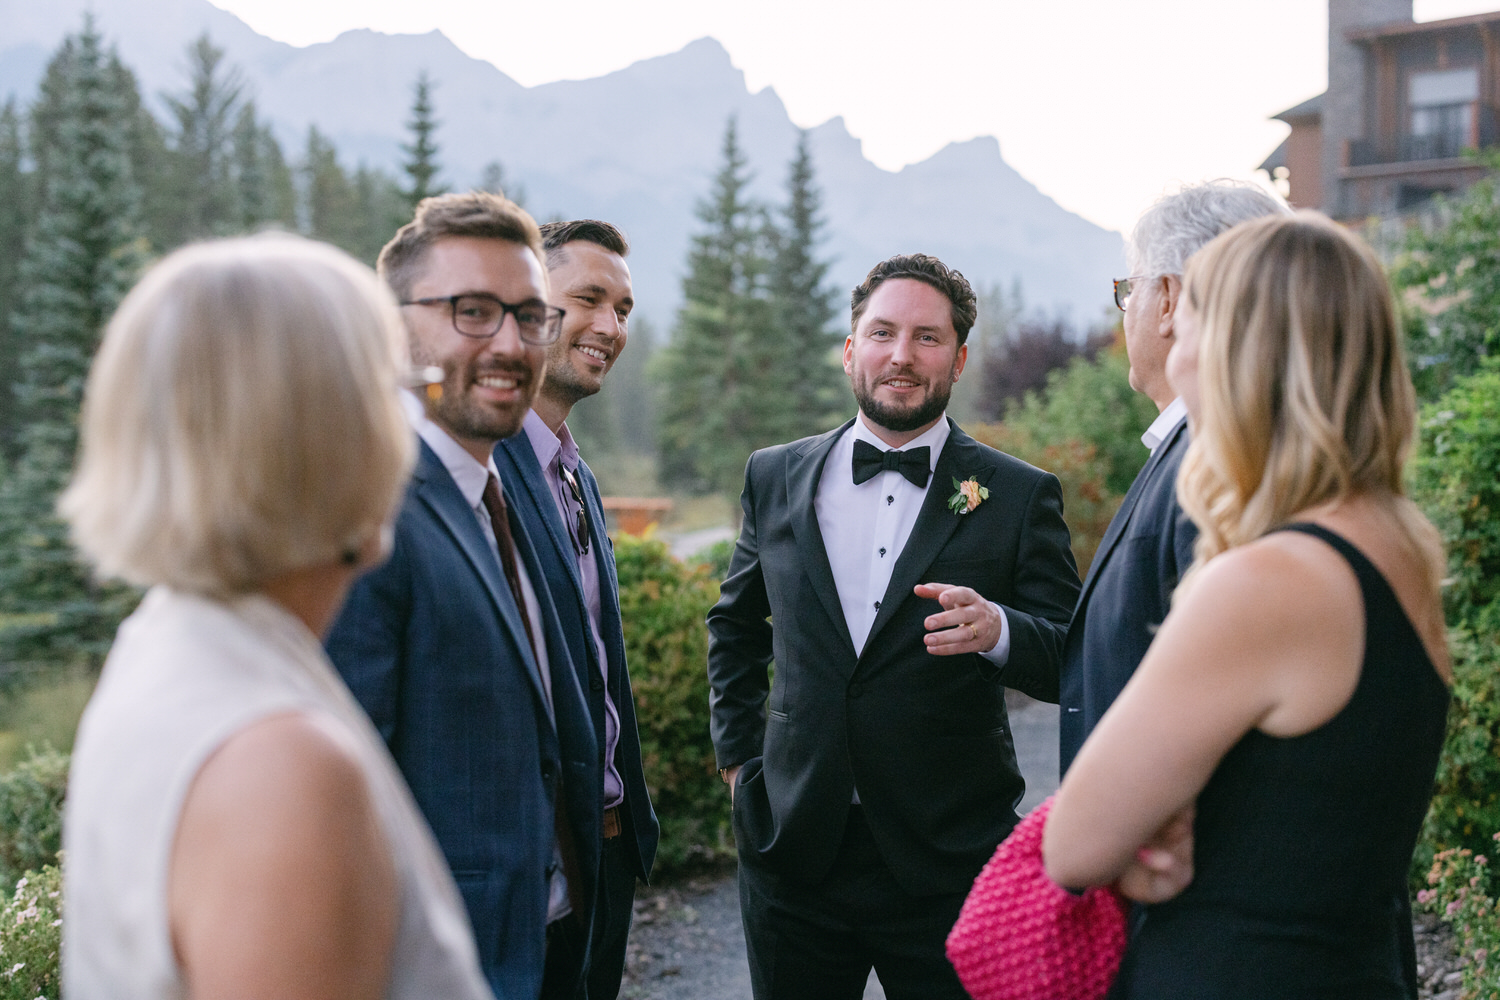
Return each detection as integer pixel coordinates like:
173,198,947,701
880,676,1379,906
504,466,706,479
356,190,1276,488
966,622,978,642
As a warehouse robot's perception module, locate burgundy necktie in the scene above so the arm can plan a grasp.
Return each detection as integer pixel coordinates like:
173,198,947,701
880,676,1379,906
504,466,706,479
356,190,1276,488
480,473,585,921
480,473,536,654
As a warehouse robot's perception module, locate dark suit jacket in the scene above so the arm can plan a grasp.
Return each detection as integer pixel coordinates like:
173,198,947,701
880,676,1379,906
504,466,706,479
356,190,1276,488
1057,416,1196,776
326,441,600,1000
708,418,1080,896
494,434,661,882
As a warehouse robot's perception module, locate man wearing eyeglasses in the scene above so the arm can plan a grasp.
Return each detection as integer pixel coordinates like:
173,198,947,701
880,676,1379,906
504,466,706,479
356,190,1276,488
1058,181,1290,778
326,192,601,1000
493,220,660,1000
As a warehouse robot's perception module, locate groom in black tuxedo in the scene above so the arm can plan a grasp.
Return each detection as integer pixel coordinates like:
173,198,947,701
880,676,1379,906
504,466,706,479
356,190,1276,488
708,253,1080,1000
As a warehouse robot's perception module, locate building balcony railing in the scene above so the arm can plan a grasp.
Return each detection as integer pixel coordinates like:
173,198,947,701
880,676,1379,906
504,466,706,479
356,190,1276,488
1347,104,1499,167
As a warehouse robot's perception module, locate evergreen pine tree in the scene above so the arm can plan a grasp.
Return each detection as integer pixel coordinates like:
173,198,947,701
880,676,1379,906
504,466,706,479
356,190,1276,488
479,159,526,207
29,33,171,254
162,34,246,244
400,72,445,209
765,129,846,439
351,164,406,265
228,102,295,234
0,102,28,455
0,16,147,682
302,126,361,253
655,117,774,494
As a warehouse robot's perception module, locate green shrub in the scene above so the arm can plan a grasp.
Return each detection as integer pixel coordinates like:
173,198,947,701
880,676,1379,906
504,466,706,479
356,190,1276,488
1002,341,1158,498
1414,631,1500,897
1407,361,1500,898
969,424,1122,579
1412,358,1500,634
0,747,66,894
616,533,732,875
0,862,62,1000
686,538,734,581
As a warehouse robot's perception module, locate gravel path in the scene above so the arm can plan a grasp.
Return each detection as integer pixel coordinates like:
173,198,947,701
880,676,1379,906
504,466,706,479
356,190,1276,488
621,696,1060,1000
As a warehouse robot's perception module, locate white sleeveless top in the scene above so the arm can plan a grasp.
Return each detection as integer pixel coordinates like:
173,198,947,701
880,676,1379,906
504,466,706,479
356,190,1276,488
63,587,493,1000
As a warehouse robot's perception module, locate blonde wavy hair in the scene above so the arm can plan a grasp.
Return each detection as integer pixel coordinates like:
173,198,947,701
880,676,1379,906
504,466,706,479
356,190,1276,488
1175,212,1443,595
61,235,415,597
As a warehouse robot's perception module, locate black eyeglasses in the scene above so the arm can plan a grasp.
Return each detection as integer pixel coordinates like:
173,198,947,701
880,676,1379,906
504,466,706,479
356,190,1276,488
401,293,565,345
1113,276,1145,312
560,465,590,556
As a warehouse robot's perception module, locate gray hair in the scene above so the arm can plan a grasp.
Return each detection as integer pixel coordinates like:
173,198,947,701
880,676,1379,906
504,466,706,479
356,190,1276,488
1127,180,1291,279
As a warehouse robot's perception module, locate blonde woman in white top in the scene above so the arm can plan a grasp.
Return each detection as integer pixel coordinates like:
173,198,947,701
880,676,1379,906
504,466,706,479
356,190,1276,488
60,235,494,1000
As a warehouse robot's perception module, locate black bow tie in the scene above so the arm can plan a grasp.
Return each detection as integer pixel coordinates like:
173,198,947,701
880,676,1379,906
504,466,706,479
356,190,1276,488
852,439,931,488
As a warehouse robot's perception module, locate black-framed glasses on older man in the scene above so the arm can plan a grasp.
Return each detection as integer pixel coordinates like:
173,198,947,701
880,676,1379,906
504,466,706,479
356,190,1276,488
400,293,566,345
1112,276,1146,312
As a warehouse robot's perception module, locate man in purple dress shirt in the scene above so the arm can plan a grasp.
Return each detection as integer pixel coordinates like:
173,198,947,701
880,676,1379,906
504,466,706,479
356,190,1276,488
493,220,660,1000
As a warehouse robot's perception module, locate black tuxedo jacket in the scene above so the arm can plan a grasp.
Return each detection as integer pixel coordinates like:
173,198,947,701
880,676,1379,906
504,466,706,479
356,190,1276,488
326,441,600,1000
494,434,661,882
1057,417,1196,776
708,418,1080,896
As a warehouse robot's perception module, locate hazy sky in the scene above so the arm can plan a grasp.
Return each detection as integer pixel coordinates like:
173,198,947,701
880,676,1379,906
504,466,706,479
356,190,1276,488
209,0,1497,234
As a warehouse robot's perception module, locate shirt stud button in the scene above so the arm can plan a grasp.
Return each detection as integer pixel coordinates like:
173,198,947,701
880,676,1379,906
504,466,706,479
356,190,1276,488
879,547,886,557
873,601,881,611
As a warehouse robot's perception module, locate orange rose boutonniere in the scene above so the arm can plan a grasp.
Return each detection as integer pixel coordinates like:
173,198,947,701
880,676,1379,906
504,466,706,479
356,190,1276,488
948,477,989,515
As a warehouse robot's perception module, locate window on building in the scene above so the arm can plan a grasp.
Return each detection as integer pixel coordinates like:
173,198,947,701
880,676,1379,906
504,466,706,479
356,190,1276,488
1408,67,1479,159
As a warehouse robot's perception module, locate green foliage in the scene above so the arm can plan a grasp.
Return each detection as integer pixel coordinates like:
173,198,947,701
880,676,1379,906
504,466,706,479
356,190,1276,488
1002,339,1158,497
1417,839,1500,1000
0,15,147,683
657,120,848,497
969,425,1119,579
1394,152,1500,401
1412,358,1500,633
1409,362,1500,896
1414,630,1500,897
400,72,446,210
0,862,62,1000
615,533,732,873
0,747,66,892
686,538,734,581
160,34,246,244
231,103,296,233
656,117,775,496
764,129,847,440
0,102,26,455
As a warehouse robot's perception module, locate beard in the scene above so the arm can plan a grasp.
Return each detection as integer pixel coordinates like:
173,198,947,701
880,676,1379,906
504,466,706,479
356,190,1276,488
850,364,955,434
414,344,540,444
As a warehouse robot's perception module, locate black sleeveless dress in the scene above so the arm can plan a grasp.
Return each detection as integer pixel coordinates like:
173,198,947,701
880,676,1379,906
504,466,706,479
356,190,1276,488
1112,524,1450,1000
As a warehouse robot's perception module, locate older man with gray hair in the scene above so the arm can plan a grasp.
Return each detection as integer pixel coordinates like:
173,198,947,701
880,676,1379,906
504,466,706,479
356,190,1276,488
1058,180,1290,776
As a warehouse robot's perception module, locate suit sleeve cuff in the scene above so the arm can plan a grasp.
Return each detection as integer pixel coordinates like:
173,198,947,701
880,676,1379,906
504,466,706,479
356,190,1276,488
980,601,1010,666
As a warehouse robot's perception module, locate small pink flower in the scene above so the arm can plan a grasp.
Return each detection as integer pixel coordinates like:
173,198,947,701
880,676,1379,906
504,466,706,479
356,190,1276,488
1417,889,1434,905
1447,901,1462,916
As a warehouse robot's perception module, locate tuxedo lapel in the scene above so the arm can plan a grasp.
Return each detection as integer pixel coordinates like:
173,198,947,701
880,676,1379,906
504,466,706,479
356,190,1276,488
786,420,857,658
864,420,990,651
1075,417,1186,609
411,444,551,714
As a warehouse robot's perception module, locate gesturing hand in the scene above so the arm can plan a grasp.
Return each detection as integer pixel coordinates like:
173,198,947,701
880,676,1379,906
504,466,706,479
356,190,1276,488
914,582,1001,655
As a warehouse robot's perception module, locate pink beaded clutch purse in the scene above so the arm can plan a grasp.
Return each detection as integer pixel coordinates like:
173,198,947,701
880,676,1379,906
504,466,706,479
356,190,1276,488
946,796,1129,1000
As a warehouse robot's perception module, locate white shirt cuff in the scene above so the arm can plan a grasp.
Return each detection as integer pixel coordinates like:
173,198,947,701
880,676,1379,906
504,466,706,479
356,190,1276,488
979,601,1010,666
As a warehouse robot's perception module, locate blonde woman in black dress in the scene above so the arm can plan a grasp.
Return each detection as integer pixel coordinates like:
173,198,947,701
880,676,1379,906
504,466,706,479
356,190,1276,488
1045,212,1450,999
